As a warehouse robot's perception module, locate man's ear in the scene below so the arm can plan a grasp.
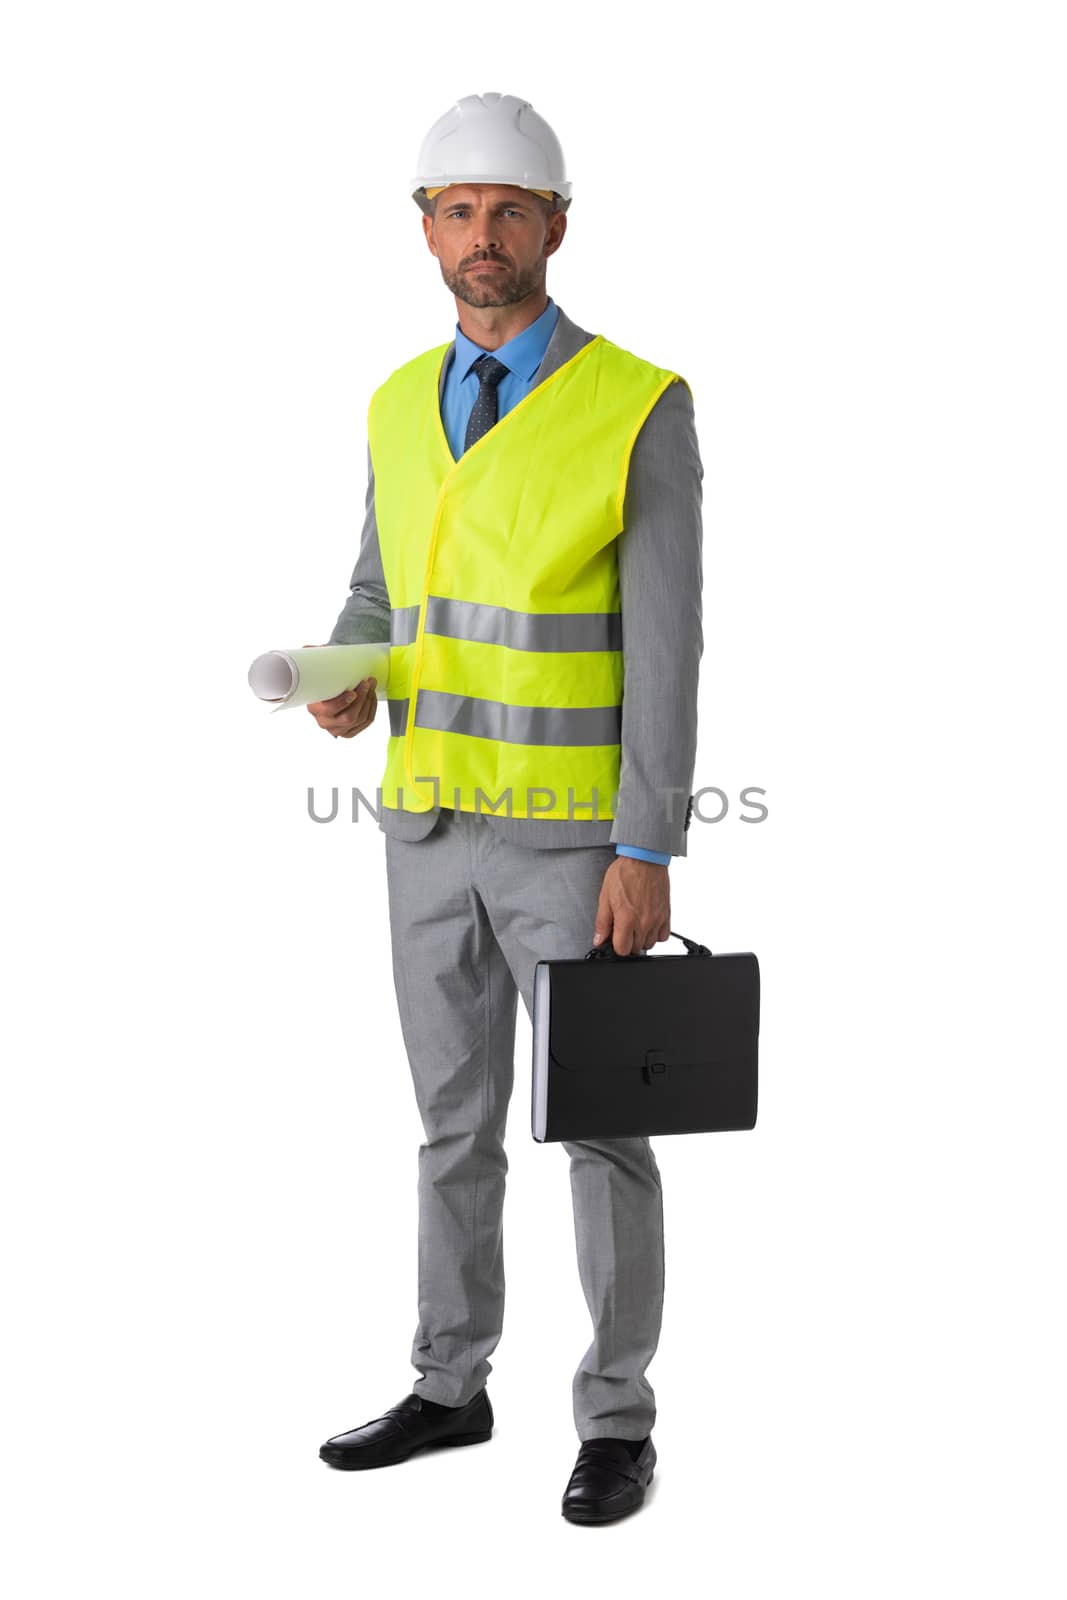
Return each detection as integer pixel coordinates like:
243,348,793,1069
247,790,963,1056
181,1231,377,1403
543,211,567,261
423,213,438,258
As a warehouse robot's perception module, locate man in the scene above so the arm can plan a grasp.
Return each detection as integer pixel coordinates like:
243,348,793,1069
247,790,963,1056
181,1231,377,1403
311,93,703,1524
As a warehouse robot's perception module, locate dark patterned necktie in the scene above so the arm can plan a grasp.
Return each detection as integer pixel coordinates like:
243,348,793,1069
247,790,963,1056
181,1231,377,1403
463,354,510,452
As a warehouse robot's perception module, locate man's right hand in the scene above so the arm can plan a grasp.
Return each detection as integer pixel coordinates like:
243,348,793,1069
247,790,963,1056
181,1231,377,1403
304,644,379,739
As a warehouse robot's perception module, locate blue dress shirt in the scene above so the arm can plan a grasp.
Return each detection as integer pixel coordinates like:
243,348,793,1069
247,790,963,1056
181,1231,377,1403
441,297,671,866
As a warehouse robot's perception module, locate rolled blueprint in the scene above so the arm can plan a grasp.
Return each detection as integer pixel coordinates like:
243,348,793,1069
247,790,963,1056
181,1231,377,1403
248,644,389,711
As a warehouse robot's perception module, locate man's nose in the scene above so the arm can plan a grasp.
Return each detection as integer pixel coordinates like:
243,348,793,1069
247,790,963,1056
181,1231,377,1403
467,216,502,253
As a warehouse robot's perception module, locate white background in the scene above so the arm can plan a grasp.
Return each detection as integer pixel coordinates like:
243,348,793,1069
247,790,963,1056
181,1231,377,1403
2,2,1064,1594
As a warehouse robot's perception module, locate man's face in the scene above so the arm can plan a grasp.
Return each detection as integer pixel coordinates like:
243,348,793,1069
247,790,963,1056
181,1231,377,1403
423,183,566,308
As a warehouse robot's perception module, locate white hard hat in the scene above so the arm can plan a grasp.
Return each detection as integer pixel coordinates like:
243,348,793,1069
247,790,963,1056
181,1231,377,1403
410,92,572,216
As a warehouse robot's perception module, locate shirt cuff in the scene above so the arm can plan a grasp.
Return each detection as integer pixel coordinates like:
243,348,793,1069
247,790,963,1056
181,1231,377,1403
615,844,672,865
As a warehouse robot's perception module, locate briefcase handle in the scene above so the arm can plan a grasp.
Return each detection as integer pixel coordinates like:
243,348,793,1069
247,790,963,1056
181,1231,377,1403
584,929,712,961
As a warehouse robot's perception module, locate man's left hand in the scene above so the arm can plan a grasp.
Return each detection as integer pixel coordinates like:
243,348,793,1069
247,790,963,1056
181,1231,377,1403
592,857,671,956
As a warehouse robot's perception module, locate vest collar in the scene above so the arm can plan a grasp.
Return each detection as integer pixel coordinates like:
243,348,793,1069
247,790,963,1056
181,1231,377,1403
437,304,596,405
432,331,604,472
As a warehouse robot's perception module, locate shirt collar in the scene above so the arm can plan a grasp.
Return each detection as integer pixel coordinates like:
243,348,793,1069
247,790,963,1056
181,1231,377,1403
453,297,560,385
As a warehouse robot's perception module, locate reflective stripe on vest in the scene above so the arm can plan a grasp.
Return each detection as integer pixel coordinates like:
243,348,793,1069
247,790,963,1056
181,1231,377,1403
369,332,686,820
388,691,623,746
390,597,623,653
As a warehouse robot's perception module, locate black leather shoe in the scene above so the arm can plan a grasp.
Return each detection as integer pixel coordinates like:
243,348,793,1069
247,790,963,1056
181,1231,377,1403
319,1390,494,1470
561,1436,656,1523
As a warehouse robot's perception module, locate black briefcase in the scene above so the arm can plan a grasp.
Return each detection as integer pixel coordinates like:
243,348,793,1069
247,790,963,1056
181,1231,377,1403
531,930,759,1142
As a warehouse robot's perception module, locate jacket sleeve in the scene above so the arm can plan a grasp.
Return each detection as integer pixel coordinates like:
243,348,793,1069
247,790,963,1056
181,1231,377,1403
327,443,392,646
608,378,705,858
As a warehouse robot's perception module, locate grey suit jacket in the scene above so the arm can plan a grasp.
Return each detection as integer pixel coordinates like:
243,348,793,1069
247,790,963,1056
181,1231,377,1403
328,305,704,856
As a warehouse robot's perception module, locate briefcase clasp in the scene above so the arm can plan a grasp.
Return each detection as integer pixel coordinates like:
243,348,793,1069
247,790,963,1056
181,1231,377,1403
643,1049,669,1085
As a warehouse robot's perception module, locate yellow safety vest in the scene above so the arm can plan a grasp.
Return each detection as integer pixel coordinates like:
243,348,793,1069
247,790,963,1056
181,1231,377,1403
369,332,686,821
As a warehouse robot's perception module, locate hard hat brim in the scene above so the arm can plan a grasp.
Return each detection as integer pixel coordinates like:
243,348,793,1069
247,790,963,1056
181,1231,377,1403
411,177,572,216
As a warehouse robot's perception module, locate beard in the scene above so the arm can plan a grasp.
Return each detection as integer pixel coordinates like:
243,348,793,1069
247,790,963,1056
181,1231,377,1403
440,254,544,308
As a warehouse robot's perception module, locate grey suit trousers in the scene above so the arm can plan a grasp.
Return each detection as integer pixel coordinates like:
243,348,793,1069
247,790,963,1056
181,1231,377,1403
385,805,665,1443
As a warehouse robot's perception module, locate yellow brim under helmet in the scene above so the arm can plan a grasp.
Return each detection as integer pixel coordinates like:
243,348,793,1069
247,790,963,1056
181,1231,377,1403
424,186,556,201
